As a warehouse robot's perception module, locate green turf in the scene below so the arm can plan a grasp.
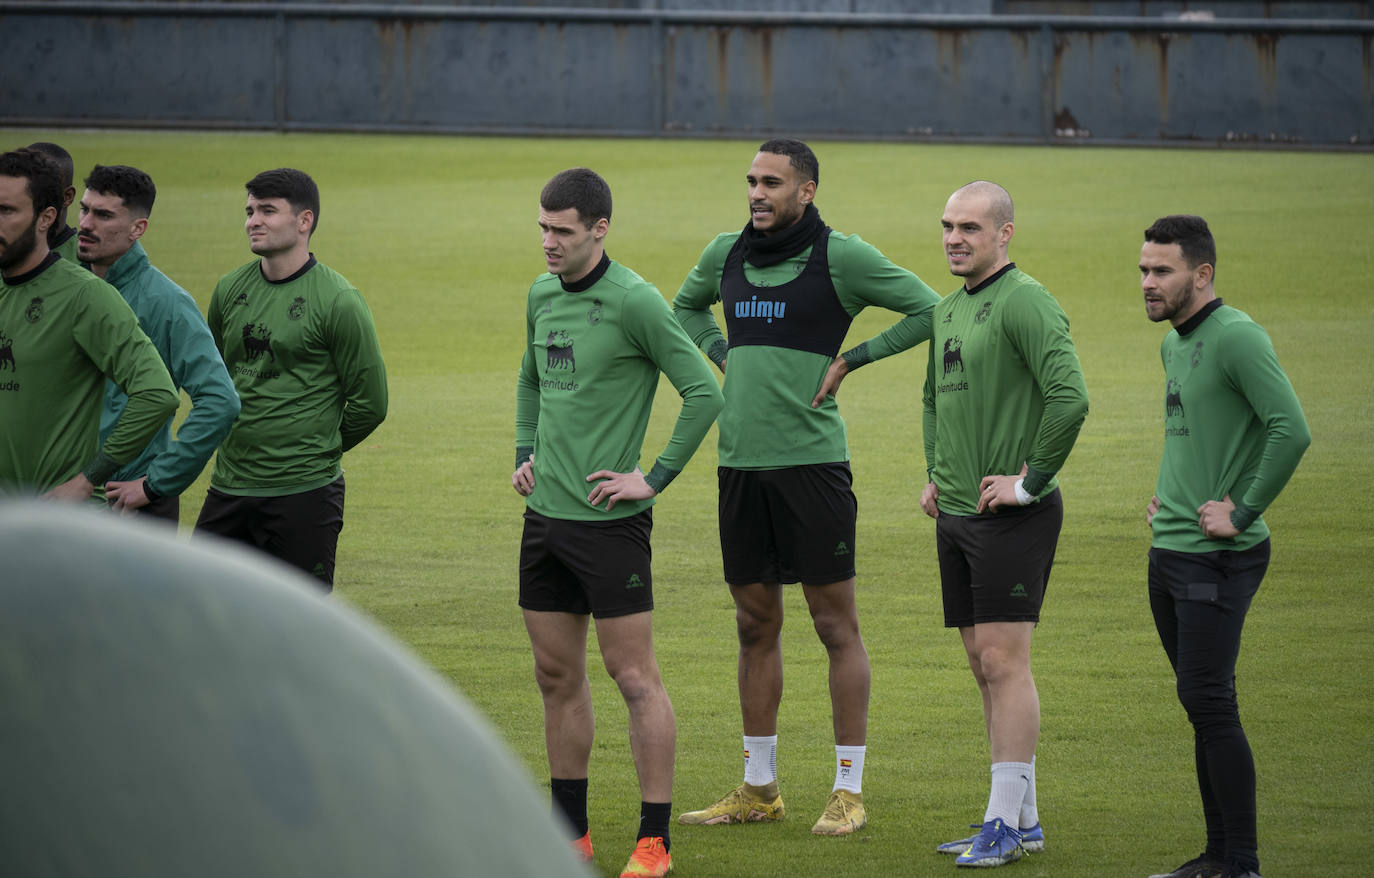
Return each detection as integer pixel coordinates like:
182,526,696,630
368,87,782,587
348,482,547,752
8,128,1371,876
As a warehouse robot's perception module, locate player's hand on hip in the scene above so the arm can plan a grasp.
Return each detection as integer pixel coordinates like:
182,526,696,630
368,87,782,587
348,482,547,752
811,357,849,408
920,481,940,519
1146,494,1160,526
586,465,655,512
1197,494,1240,539
977,464,1030,513
512,456,535,496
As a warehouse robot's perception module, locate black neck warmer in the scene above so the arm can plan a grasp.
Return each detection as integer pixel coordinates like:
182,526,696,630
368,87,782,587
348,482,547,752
739,203,826,268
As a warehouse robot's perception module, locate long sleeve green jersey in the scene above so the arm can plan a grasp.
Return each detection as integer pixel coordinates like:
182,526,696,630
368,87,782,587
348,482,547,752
99,242,241,498
206,257,388,495
0,254,178,494
1151,301,1310,553
516,257,723,521
922,265,1089,516
673,229,938,469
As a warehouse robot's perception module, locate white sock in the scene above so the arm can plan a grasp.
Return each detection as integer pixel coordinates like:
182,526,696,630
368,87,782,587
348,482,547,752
743,735,777,786
984,762,1032,827
1019,756,1039,829
833,745,865,794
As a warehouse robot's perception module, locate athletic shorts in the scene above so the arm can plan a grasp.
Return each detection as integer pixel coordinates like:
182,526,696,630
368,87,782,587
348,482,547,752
936,488,1062,627
519,508,654,619
718,463,857,586
193,476,345,591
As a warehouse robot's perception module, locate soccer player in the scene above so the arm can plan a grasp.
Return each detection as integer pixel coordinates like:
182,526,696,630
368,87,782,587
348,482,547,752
77,164,240,524
1140,216,1308,878
921,181,1088,867
0,148,178,498
195,168,387,590
26,142,79,262
513,168,722,878
673,138,940,836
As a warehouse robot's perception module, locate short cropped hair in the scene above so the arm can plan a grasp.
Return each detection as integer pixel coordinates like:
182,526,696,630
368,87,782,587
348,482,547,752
84,164,157,218
27,141,74,188
246,168,320,234
758,138,819,187
1144,214,1216,278
540,168,612,229
0,148,63,217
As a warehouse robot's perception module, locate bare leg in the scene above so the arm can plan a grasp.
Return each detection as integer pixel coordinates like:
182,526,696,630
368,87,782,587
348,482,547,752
523,610,594,778
802,578,869,746
596,610,676,802
961,621,1038,763
730,582,785,736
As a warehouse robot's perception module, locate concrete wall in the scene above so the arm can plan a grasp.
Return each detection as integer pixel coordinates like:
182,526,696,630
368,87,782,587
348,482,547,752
3,2,1370,147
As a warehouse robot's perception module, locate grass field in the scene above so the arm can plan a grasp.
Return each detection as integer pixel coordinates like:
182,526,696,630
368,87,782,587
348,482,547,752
7,129,1372,876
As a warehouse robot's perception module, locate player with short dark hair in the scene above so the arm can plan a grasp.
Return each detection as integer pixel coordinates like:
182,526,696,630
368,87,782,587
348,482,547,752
78,163,240,523
923,181,1089,867
194,167,387,590
1140,215,1309,878
26,141,79,261
0,148,178,499
674,138,940,837
513,167,722,878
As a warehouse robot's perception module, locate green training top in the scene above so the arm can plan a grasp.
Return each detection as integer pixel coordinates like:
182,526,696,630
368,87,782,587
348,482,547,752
0,254,179,494
206,256,388,496
52,226,79,263
516,256,723,521
99,241,241,498
922,264,1089,516
673,229,938,468
1151,300,1310,553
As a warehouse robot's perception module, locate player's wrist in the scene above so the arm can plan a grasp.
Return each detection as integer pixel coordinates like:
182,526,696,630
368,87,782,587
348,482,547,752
1013,478,1036,506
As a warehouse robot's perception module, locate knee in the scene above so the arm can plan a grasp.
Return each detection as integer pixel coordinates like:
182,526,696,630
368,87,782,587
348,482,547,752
532,657,582,701
973,647,1022,689
735,604,782,650
1176,677,1239,732
607,663,661,706
810,609,861,653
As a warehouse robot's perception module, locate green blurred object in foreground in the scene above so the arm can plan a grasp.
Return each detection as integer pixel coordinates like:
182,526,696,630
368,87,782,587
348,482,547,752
0,502,587,878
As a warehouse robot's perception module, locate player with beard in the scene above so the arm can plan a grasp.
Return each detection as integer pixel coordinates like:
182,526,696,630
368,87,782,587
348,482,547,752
0,148,178,498
674,138,940,837
1140,215,1308,878
195,168,387,591
27,142,79,262
78,163,240,523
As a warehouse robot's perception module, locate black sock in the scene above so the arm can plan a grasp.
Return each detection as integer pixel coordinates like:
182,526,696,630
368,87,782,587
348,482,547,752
551,777,589,837
638,801,672,850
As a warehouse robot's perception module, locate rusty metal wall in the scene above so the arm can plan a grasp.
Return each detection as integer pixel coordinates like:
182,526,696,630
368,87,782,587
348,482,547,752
2,2,1371,147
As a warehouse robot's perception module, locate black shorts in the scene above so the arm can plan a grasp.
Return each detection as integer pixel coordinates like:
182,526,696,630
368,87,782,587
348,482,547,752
718,463,857,586
936,488,1062,627
193,476,345,591
519,508,654,619
106,491,180,525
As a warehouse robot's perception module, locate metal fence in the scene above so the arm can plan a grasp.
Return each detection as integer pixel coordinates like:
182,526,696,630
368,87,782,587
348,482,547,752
4,1,1371,147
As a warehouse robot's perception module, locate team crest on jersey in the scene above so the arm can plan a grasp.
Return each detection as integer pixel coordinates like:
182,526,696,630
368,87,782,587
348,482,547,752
1165,378,1184,418
546,330,575,372
974,302,993,324
232,291,250,307
24,297,43,323
1190,341,1205,368
587,299,603,326
942,336,965,375
288,296,306,321
0,330,15,371
242,323,276,361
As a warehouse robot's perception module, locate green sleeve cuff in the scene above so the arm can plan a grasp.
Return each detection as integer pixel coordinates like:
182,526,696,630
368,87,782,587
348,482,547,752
707,339,729,371
515,445,534,469
1022,465,1053,496
840,342,871,371
643,462,678,494
1230,504,1260,533
82,450,121,487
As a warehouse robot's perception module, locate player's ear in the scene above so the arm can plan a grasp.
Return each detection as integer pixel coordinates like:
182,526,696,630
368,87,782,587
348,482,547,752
1195,261,1214,286
130,217,149,242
